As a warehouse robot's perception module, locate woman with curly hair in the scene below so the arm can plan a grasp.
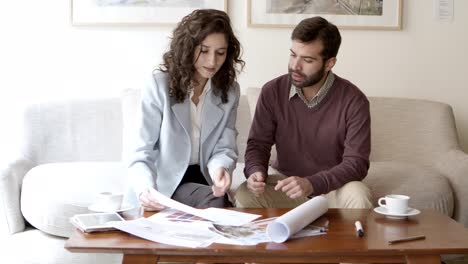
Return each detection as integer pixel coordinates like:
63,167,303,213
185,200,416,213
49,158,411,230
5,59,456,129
128,9,245,211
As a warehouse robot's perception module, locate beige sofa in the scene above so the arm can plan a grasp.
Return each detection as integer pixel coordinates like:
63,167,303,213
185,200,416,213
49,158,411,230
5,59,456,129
1,88,468,263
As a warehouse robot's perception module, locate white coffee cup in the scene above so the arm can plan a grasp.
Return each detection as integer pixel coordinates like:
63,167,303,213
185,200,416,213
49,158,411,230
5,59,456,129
378,194,410,214
93,192,123,212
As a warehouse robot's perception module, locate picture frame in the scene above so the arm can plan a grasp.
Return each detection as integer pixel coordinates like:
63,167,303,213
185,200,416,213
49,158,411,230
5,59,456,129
247,0,402,30
71,0,227,26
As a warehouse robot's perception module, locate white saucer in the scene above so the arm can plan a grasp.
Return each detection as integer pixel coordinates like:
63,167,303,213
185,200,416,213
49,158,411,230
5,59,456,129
374,206,421,219
88,203,134,213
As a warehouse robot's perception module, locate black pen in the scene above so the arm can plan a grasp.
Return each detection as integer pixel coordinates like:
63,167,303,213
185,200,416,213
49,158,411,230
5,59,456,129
355,221,364,237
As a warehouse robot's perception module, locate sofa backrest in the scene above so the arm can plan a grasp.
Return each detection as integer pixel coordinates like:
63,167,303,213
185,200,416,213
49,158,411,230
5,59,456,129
243,88,278,163
244,88,461,166
17,97,123,164
236,93,252,163
18,88,460,168
368,97,460,164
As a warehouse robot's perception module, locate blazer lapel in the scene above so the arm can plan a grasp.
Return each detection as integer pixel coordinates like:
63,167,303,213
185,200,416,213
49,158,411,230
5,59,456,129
201,91,223,144
171,98,191,136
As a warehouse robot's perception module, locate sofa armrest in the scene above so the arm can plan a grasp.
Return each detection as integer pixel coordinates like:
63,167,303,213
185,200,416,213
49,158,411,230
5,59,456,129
436,149,468,228
0,159,35,235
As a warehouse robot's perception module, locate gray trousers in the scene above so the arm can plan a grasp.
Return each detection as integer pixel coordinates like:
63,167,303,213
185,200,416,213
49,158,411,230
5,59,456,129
171,165,231,208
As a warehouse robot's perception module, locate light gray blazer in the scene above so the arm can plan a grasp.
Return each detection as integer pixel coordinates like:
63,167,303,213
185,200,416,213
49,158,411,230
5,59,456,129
127,72,240,200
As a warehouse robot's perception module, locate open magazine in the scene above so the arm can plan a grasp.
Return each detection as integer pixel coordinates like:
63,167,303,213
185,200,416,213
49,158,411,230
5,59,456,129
209,216,329,246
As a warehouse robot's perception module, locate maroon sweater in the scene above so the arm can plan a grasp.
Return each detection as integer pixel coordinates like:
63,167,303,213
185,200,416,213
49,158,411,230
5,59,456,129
244,74,371,195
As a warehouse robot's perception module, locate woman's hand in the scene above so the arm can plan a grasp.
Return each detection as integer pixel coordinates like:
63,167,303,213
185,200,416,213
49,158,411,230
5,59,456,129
139,189,166,211
212,167,231,197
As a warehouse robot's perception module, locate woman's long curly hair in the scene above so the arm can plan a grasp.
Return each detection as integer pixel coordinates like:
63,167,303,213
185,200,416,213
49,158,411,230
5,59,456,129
159,9,245,104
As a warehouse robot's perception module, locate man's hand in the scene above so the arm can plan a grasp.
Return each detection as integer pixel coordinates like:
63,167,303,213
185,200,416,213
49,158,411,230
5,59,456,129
212,167,231,197
139,189,166,211
246,171,266,196
274,176,313,199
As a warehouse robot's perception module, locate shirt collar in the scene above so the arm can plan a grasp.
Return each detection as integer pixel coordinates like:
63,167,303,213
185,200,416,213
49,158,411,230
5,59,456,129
190,78,212,99
289,72,335,108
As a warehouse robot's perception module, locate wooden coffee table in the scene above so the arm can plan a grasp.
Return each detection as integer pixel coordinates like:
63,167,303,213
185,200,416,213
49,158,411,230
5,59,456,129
65,208,468,264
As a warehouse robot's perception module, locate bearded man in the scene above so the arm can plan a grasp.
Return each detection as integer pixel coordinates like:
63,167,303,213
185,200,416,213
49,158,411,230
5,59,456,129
235,16,373,209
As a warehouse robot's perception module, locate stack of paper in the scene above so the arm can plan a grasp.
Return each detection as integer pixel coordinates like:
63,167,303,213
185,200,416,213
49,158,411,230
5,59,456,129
111,188,329,247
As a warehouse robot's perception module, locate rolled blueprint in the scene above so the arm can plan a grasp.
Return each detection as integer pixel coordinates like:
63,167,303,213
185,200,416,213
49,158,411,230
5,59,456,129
266,196,328,243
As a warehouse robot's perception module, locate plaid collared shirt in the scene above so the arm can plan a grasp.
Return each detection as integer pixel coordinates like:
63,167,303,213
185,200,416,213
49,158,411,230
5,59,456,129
289,72,335,108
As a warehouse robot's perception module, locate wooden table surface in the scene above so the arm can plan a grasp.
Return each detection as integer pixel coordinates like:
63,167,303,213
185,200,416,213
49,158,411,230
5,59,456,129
65,208,468,264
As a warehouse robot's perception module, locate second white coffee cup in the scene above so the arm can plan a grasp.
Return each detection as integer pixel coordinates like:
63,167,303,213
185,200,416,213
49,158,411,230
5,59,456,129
94,192,123,212
378,194,410,214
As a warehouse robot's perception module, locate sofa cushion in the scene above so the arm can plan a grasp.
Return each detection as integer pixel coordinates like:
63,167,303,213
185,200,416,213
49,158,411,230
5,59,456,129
21,162,127,237
121,88,141,162
364,161,454,217
236,94,252,162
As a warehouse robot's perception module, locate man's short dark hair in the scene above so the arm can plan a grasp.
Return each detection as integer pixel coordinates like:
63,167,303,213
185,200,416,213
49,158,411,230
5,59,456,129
291,16,341,60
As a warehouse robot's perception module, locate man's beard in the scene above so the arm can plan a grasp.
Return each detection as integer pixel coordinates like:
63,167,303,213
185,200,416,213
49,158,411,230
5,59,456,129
288,64,326,88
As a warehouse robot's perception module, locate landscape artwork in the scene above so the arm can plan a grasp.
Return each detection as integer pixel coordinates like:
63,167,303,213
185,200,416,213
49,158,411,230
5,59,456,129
248,0,401,30
266,0,383,16
72,0,226,26
94,0,204,8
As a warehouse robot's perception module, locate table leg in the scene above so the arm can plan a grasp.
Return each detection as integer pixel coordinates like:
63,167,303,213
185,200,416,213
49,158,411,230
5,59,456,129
406,255,441,264
122,254,159,264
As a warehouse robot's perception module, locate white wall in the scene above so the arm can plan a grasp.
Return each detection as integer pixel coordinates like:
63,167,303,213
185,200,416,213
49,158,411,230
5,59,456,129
1,0,468,151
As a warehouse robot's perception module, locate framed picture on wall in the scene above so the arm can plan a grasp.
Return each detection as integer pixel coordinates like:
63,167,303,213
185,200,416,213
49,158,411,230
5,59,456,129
71,0,227,26
248,0,402,30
